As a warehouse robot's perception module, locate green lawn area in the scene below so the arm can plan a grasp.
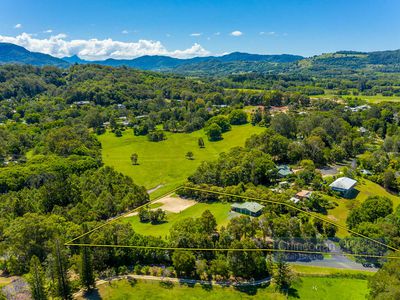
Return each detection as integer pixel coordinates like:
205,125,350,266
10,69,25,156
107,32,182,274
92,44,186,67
78,276,369,300
99,124,264,199
290,276,369,300
79,279,285,300
325,178,400,237
122,202,231,238
290,264,375,276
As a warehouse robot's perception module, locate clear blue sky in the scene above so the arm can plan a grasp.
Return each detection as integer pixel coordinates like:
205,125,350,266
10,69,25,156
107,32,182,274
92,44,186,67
0,0,399,59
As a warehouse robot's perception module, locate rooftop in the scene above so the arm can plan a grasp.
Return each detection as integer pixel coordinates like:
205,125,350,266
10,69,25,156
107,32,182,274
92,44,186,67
231,202,264,213
277,165,293,176
329,177,357,190
296,190,312,198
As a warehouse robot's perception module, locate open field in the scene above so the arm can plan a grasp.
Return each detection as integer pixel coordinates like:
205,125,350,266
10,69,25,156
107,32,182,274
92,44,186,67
99,124,264,199
311,92,400,103
325,178,400,237
78,279,284,300
290,264,375,276
78,276,369,300
290,276,369,300
123,201,231,237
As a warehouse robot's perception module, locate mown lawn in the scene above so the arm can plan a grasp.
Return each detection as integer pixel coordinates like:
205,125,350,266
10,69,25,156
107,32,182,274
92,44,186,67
78,276,369,300
99,124,264,199
290,276,369,300
325,178,400,237
122,202,231,238
290,264,375,276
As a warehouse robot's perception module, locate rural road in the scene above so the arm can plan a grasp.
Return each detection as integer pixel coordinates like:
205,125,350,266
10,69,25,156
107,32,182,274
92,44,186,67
289,240,377,272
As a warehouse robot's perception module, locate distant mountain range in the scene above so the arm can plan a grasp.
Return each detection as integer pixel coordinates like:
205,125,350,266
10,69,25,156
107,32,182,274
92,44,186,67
0,43,69,68
1,42,400,75
61,52,304,70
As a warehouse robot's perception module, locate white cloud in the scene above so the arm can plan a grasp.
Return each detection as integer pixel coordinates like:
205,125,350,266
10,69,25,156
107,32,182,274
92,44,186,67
260,31,276,36
0,32,210,60
14,24,22,29
190,33,202,37
230,30,243,37
44,29,53,33
121,30,129,34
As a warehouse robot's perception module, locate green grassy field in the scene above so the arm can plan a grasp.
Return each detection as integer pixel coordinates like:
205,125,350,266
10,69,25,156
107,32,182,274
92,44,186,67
123,202,231,238
325,178,400,237
99,124,264,199
290,276,369,300
290,264,374,276
78,276,369,300
311,92,400,103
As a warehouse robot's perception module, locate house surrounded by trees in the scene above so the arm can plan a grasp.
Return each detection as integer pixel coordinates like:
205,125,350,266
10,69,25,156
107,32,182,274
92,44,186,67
329,177,357,198
231,202,264,217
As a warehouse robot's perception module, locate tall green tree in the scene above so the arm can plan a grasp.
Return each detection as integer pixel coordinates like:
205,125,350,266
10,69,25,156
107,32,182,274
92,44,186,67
80,224,95,290
53,240,72,300
28,255,47,300
205,123,222,141
172,251,196,277
275,255,294,293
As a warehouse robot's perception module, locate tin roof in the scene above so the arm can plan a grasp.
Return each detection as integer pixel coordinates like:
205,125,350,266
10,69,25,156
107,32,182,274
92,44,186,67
329,177,357,190
231,202,264,213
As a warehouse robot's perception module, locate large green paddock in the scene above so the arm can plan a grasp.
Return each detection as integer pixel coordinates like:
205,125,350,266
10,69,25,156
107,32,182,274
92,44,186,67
98,124,264,198
123,202,231,238
78,276,369,300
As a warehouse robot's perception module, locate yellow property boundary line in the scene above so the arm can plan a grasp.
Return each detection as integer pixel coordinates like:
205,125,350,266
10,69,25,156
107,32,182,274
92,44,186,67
65,186,400,259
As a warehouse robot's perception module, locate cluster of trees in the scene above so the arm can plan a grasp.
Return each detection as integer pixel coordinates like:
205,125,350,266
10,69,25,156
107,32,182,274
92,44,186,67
368,254,400,299
138,207,166,224
147,130,166,142
189,147,276,186
341,196,400,266
357,131,400,192
0,125,149,279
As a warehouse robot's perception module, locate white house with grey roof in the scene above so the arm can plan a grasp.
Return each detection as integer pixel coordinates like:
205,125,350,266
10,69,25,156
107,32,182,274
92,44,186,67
231,202,264,217
329,177,357,198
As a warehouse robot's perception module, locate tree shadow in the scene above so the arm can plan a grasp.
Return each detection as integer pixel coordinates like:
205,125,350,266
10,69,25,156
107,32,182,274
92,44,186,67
150,220,168,225
234,285,260,296
159,280,174,289
82,288,102,300
288,287,300,298
127,277,137,287
178,280,196,288
200,282,213,291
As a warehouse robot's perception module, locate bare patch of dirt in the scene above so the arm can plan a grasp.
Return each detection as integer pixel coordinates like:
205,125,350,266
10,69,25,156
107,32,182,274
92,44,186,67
152,195,197,213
